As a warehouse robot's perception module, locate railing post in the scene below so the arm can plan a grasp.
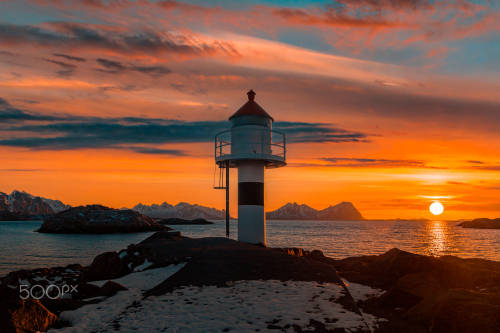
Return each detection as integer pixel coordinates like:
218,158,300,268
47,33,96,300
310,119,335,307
283,134,286,160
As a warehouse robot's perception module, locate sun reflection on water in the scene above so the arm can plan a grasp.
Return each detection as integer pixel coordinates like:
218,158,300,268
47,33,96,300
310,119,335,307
426,220,447,256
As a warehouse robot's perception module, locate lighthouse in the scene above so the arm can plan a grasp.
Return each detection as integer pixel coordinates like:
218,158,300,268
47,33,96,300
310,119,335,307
215,90,286,245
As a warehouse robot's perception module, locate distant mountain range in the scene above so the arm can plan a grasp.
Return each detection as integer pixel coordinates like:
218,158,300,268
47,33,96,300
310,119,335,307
132,202,226,220
266,202,364,220
0,190,70,219
1,190,363,221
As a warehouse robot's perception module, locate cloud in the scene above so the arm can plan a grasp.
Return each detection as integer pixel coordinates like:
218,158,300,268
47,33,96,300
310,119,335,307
273,8,405,29
130,65,171,76
127,147,186,156
291,157,429,168
0,97,63,122
96,58,126,73
322,157,425,167
275,122,367,143
96,58,171,76
0,98,369,153
334,0,432,10
0,22,239,58
45,58,77,77
52,53,86,62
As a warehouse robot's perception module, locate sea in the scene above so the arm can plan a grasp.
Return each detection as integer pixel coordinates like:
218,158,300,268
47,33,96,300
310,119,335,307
1,219,500,277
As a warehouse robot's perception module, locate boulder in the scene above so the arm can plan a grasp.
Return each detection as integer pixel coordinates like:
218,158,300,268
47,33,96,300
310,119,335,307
332,248,500,332
83,251,130,281
0,286,57,333
99,281,127,297
37,205,170,234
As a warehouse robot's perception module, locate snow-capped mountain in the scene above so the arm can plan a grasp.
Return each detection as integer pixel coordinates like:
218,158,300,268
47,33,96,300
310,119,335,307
132,202,226,220
0,190,70,217
266,202,364,220
265,202,318,220
41,197,71,213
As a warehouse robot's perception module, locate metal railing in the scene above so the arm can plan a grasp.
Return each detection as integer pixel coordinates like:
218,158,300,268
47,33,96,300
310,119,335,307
215,128,286,166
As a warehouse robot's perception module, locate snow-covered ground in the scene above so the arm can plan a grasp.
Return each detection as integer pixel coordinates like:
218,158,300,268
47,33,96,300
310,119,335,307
343,279,384,302
49,264,185,333
50,266,385,333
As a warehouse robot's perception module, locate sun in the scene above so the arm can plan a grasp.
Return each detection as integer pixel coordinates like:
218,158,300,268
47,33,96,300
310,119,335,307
429,201,444,216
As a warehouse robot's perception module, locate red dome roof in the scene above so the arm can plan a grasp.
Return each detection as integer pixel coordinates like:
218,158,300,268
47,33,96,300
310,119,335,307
229,90,273,121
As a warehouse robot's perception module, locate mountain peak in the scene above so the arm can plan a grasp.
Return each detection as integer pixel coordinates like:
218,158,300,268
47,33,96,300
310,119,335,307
133,201,225,220
267,201,363,220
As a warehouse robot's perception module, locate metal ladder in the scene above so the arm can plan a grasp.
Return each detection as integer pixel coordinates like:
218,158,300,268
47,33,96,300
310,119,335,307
213,162,230,238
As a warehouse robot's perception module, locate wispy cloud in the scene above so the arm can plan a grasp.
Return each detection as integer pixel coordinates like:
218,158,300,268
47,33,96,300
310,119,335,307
0,98,368,153
0,22,239,58
291,157,431,168
52,53,86,62
96,58,171,76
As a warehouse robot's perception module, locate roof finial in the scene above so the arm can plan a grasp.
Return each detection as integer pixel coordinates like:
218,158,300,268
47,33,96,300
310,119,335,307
247,89,256,101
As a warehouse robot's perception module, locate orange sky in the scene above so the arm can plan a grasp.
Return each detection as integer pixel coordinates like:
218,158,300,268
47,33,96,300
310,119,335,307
0,0,499,220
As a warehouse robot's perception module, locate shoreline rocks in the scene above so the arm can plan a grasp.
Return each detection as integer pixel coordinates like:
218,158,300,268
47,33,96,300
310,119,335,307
37,205,170,234
2,232,500,332
156,217,214,225
458,218,500,229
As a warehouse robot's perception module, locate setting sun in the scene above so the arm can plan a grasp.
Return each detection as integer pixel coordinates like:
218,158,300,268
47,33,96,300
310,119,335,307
429,201,444,216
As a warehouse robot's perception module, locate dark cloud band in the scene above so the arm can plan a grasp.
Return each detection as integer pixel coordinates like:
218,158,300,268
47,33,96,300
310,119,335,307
0,98,368,154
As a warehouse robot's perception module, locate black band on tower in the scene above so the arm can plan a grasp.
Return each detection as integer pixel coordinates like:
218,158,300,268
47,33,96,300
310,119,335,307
238,182,264,205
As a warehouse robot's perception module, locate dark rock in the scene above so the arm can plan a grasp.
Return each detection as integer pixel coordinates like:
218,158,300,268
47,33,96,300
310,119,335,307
37,205,170,234
332,248,500,333
99,281,127,297
459,218,500,229
310,250,324,259
144,237,347,297
156,217,213,225
83,251,130,281
76,283,103,299
0,285,57,333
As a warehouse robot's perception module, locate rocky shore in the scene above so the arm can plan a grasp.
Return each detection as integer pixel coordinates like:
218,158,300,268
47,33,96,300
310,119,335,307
156,217,214,225
458,218,500,229
37,205,169,234
1,232,499,332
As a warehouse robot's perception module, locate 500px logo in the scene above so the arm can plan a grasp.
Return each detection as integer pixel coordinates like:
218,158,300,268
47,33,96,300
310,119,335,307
19,284,78,300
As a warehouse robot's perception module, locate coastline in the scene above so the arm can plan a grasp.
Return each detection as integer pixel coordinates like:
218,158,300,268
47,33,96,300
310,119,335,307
2,231,500,332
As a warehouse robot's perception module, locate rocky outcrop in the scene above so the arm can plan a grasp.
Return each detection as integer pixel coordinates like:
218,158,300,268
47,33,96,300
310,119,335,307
0,287,57,333
156,217,213,225
459,218,500,229
133,202,225,219
266,201,364,220
37,205,170,234
83,251,131,281
331,248,500,332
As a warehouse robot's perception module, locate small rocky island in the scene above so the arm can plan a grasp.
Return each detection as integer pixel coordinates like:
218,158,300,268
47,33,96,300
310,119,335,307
458,218,500,229
37,205,170,234
156,217,214,225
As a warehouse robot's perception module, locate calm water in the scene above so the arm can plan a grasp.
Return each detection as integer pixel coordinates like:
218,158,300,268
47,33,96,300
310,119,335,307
1,219,500,276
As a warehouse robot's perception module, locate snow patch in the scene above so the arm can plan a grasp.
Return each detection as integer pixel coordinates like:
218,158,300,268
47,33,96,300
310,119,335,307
343,280,385,302
133,259,153,272
56,279,384,332
51,264,185,333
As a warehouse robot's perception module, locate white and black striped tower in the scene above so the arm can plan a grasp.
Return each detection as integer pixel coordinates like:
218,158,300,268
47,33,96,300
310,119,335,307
215,90,286,245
